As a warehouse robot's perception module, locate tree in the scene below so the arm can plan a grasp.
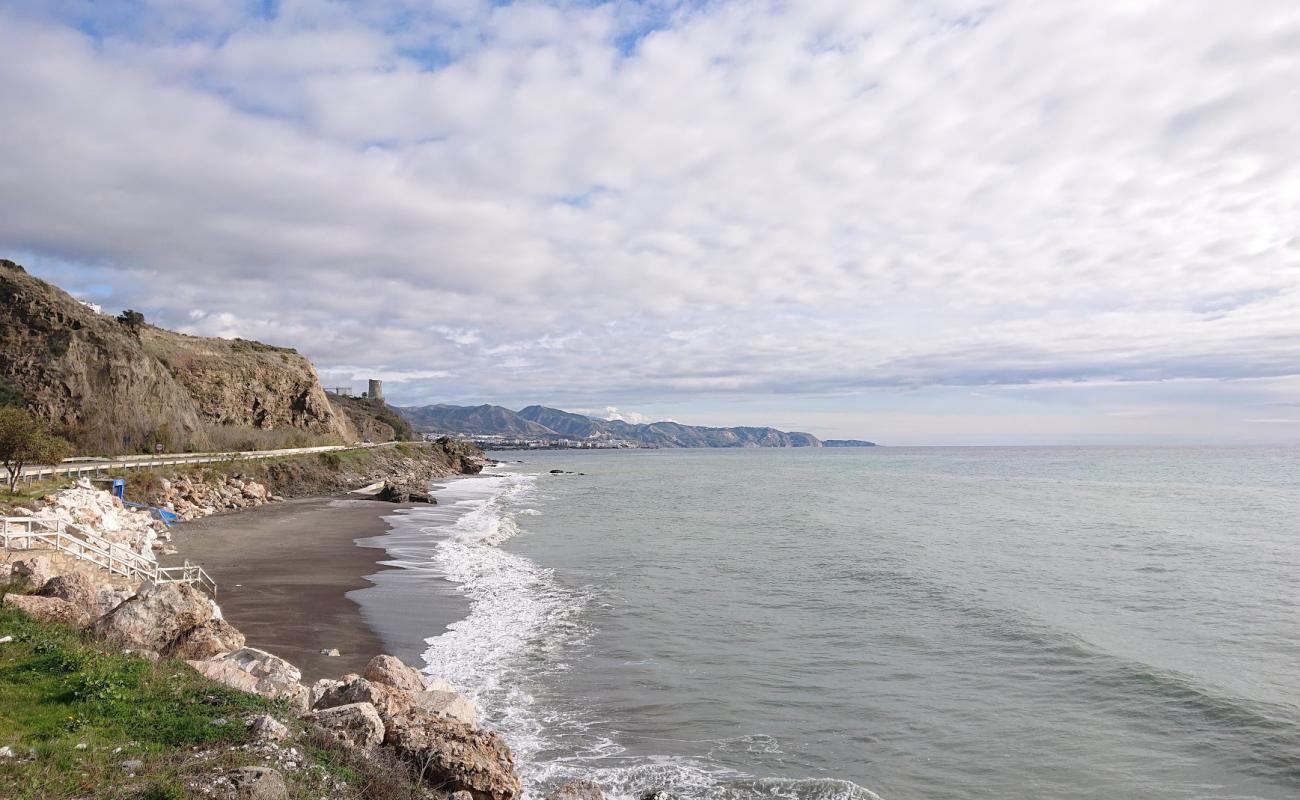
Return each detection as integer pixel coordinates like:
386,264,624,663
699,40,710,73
0,406,72,492
0,376,23,408
116,309,145,332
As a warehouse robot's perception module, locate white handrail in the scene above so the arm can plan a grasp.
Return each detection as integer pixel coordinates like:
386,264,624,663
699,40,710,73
1,515,216,596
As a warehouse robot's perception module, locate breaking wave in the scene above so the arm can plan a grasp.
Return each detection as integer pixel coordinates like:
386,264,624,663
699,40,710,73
418,467,883,800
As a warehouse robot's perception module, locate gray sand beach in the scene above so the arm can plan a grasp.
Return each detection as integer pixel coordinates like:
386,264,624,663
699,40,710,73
164,495,467,681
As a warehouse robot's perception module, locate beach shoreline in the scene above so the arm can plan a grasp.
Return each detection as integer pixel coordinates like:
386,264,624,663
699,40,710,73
163,493,468,682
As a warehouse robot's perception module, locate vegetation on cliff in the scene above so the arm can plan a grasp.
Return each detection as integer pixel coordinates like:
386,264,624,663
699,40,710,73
0,407,71,491
330,395,416,443
0,260,404,455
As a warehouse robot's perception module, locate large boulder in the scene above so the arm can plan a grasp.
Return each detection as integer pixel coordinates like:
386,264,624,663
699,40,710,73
188,658,259,694
189,647,310,710
362,654,434,693
314,675,411,718
411,689,479,728
246,714,290,742
3,593,92,627
314,669,478,727
38,572,100,618
384,710,522,800
376,479,436,504
168,618,246,660
227,765,289,800
11,556,56,590
309,677,344,709
93,581,215,653
95,586,134,618
304,702,386,749
547,780,605,800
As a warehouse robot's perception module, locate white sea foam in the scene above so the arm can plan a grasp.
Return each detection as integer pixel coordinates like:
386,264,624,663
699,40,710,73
420,470,593,786
419,468,884,800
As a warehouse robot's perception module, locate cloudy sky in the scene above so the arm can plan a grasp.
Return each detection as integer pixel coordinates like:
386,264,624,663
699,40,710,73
3,0,1299,445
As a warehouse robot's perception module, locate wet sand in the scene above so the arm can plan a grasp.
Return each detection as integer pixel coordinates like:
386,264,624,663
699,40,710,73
165,495,467,681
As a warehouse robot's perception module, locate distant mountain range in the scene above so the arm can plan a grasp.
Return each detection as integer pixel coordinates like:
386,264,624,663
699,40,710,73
394,404,854,448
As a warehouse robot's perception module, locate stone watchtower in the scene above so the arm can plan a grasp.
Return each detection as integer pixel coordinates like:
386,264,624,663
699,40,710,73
368,379,384,403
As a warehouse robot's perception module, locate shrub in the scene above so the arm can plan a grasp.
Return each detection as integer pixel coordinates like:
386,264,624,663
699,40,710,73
116,309,146,333
0,406,72,492
0,375,24,407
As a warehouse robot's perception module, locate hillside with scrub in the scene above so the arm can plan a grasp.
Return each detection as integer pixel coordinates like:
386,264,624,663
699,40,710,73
0,259,405,455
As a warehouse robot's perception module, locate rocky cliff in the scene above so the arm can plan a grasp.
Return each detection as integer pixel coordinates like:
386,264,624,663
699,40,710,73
0,259,364,453
328,393,415,442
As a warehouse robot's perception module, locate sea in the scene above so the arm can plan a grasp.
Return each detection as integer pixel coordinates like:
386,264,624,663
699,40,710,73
363,446,1300,800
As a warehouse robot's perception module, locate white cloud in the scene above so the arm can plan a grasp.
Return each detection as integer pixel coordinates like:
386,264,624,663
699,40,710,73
601,406,648,424
2,1,1299,441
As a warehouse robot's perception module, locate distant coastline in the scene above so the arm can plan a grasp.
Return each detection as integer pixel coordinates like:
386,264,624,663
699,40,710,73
397,402,876,449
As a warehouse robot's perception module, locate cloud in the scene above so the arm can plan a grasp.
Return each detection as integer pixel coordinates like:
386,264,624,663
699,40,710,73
600,406,648,424
1,0,1299,441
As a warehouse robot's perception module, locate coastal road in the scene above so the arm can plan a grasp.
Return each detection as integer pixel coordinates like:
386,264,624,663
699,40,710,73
15,441,401,485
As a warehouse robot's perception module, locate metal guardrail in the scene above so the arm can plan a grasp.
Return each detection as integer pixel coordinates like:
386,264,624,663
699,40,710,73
16,443,397,485
156,561,218,596
1,516,216,596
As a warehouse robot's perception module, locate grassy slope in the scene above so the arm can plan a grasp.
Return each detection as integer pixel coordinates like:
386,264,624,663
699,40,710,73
0,601,425,799
0,601,275,799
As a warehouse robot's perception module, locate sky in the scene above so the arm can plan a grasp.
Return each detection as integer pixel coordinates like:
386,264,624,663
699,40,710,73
2,0,1299,445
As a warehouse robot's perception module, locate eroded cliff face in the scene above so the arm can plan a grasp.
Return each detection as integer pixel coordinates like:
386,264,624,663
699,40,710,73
140,330,349,440
0,259,356,453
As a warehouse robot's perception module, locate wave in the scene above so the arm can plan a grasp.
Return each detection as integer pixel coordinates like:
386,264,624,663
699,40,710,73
419,470,594,777
417,468,889,800
833,562,1300,787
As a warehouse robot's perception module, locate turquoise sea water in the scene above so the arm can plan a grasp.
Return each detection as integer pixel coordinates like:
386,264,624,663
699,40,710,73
386,446,1300,800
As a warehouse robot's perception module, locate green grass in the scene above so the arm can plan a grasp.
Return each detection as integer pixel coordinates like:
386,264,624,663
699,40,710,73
0,478,72,513
0,605,279,799
0,603,430,799
318,448,378,471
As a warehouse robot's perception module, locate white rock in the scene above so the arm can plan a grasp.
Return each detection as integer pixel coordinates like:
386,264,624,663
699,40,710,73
304,702,385,749
309,678,343,709
361,654,432,693
411,689,479,728
190,647,310,710
247,714,290,741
